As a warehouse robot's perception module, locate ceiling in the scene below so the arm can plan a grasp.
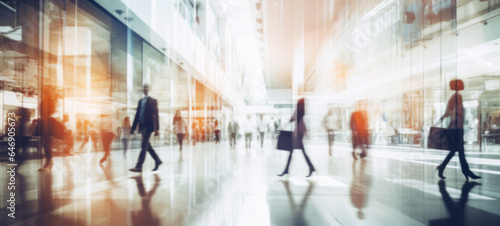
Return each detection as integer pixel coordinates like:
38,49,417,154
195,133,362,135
262,0,338,91
222,0,269,104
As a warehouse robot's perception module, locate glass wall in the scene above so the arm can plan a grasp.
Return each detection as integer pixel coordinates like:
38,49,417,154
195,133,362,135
0,0,230,158
63,2,114,150
143,42,171,146
311,0,500,152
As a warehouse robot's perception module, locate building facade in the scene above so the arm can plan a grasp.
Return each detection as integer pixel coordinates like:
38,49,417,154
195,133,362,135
0,0,250,155
307,0,500,152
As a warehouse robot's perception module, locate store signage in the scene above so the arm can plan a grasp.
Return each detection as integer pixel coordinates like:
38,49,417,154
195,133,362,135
274,104,293,108
342,2,399,53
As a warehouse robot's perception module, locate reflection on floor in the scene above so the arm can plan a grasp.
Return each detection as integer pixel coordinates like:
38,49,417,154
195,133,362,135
1,140,500,225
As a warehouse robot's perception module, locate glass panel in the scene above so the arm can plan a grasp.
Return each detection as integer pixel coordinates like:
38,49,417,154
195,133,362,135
64,2,112,153
171,64,190,144
143,42,170,145
455,1,500,152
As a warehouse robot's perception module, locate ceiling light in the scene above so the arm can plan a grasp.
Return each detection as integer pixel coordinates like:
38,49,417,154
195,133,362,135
115,9,124,16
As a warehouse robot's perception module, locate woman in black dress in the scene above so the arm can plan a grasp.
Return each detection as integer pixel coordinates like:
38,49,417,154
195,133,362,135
278,98,316,177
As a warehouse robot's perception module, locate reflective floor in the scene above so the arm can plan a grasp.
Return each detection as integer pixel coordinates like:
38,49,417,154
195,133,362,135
2,139,500,226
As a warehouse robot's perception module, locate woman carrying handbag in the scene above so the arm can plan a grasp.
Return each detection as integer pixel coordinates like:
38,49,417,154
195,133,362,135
277,98,316,177
436,79,481,181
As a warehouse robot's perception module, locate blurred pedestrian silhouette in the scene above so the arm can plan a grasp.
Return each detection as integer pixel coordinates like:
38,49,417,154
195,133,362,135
214,120,221,144
173,111,188,151
349,159,371,220
323,108,338,156
37,87,64,171
281,179,315,226
131,175,161,226
270,117,277,141
428,180,481,226
17,108,32,165
242,115,255,152
436,79,481,181
89,120,102,152
120,116,132,157
62,114,74,156
191,120,199,145
163,122,172,145
228,116,240,149
350,100,369,160
278,98,316,177
79,119,100,153
129,84,163,173
274,117,282,141
258,114,267,148
99,113,115,164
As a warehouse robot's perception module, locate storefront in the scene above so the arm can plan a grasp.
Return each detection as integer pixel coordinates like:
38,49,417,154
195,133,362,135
310,0,500,152
0,0,229,156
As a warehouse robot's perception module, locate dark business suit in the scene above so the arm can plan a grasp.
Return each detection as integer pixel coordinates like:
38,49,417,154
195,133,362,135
131,96,161,169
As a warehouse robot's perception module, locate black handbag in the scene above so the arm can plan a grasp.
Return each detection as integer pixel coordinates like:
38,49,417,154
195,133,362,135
31,118,65,139
428,119,450,151
277,130,293,151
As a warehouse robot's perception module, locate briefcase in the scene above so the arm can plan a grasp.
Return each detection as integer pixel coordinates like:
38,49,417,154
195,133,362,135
277,130,293,151
428,127,449,151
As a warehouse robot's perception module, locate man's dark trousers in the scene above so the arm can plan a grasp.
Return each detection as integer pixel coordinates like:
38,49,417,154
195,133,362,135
135,127,160,168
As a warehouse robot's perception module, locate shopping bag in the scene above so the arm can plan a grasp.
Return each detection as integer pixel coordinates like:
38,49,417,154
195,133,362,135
277,130,293,151
31,118,66,139
428,127,449,151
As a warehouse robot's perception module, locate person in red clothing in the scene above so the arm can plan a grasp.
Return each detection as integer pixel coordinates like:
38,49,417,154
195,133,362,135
350,100,369,160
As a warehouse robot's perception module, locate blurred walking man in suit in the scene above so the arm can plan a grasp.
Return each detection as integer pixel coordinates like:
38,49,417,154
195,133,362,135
228,117,240,149
130,84,163,172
